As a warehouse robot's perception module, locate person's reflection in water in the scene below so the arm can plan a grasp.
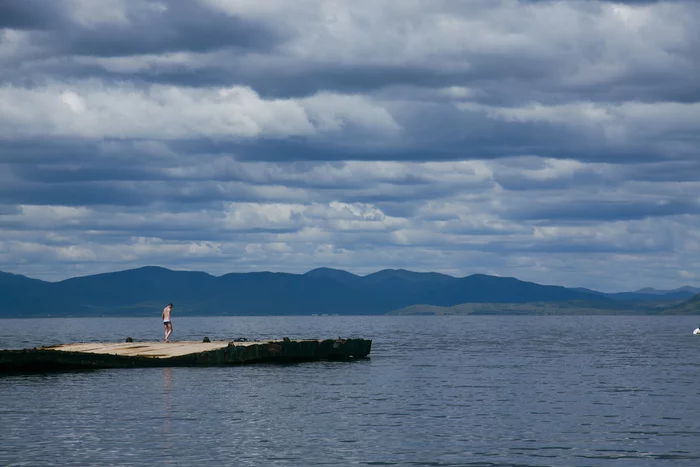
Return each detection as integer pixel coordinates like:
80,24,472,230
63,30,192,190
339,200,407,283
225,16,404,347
162,367,173,464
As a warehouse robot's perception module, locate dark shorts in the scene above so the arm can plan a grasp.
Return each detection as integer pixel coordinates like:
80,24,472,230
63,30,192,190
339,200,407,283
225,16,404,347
163,320,171,325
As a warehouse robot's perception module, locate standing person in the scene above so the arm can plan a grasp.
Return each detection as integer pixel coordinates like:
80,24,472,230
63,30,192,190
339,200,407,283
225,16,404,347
162,303,174,342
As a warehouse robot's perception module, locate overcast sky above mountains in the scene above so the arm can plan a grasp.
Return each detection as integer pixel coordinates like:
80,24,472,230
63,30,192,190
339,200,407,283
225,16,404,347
1,0,699,291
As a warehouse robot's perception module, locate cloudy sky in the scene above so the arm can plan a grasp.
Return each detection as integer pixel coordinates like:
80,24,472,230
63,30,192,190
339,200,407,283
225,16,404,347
1,0,699,291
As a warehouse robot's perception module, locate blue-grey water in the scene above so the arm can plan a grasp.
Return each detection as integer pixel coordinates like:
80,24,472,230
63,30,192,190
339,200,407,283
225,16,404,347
1,315,700,466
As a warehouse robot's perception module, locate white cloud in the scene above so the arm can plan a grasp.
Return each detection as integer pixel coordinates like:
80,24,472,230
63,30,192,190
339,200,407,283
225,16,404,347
0,83,400,140
457,100,700,149
0,0,699,291
66,0,130,27
60,91,87,113
76,52,197,74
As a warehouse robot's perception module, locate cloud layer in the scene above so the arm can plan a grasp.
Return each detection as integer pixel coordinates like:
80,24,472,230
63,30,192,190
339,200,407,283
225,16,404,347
1,0,699,291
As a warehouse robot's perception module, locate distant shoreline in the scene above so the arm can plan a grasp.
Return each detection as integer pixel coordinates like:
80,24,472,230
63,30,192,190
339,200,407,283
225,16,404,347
1,310,698,318
2,266,698,317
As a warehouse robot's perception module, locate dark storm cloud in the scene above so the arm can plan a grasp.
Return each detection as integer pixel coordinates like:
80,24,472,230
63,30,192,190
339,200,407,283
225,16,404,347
0,179,297,207
479,238,668,255
1,0,699,289
247,66,473,100
8,36,698,107
0,182,146,207
596,0,680,3
0,139,102,164
0,0,283,59
0,1,63,29
10,165,163,183
508,199,700,222
492,166,614,191
67,4,282,57
170,120,591,163
2,0,696,108
621,161,700,183
4,160,489,208
0,205,21,215
0,215,300,239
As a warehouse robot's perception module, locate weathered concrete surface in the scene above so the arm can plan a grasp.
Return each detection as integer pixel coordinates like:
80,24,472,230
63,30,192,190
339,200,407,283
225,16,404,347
0,338,372,374
49,341,234,358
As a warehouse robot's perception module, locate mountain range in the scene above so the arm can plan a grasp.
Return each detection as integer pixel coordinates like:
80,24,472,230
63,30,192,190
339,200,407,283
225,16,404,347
0,266,698,317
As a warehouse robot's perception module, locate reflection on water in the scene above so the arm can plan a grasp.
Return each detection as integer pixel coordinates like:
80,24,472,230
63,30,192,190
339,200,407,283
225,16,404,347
162,367,172,464
1,315,700,466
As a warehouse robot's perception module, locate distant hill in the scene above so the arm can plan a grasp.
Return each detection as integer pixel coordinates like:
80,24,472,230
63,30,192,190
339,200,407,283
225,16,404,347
410,274,599,306
606,290,697,301
0,271,54,313
0,266,695,317
632,286,700,295
304,267,361,285
390,299,675,316
572,286,697,302
659,293,700,315
360,269,456,285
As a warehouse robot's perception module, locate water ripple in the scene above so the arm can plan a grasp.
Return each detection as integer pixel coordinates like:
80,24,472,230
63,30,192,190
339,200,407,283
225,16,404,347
1,315,700,466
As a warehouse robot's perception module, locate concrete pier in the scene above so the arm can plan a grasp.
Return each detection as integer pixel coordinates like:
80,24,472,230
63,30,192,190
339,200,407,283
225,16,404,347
0,338,372,374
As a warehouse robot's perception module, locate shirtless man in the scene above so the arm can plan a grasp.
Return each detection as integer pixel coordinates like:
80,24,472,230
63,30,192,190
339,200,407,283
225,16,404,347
162,303,173,342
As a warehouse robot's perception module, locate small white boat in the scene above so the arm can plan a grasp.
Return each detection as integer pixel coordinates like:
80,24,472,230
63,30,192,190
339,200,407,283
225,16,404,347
694,328,700,335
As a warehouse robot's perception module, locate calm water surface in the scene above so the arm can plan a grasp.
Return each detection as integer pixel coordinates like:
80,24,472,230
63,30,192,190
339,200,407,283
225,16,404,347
1,315,699,466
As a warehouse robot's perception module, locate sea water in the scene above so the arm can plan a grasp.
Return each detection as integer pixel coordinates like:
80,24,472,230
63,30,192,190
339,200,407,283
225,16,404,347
1,315,699,466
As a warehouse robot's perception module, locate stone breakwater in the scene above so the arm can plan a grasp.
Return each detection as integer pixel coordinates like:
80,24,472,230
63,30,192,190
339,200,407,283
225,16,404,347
0,338,372,374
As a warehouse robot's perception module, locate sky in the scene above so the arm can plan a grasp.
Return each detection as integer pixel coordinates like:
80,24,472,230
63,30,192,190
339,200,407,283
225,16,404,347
0,0,699,291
